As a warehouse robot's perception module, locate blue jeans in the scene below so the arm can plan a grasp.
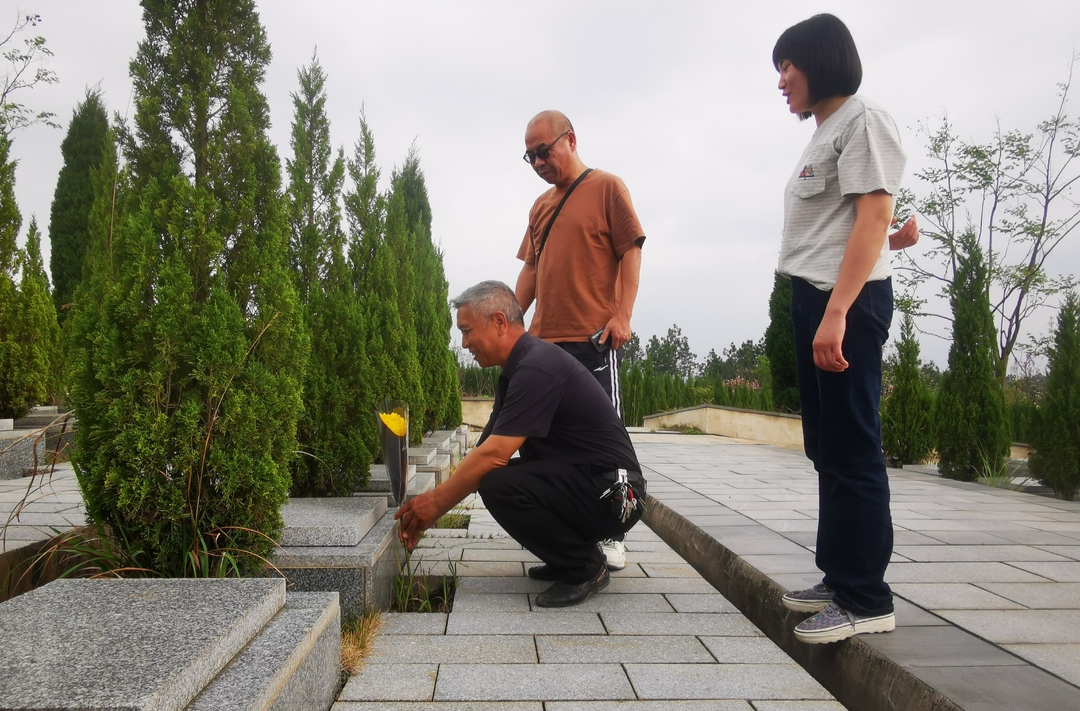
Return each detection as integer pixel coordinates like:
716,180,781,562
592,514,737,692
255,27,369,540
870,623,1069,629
790,276,894,615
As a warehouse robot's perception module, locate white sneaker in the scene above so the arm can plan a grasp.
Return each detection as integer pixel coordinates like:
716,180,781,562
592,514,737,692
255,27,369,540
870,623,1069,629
599,539,626,570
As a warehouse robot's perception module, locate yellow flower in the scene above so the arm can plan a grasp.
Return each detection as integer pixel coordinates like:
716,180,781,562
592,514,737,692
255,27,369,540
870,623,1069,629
379,411,407,437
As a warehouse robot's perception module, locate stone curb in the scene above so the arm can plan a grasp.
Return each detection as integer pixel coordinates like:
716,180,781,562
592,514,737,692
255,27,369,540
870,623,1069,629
643,496,963,711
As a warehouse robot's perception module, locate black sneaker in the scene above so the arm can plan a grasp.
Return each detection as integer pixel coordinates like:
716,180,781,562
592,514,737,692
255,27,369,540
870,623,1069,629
535,567,610,608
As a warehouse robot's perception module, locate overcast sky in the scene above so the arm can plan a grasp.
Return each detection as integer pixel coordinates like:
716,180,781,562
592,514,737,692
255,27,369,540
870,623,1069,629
9,1,1080,369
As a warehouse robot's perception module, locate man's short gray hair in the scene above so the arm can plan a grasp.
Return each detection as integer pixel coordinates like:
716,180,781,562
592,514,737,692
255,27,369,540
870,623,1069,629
450,281,524,326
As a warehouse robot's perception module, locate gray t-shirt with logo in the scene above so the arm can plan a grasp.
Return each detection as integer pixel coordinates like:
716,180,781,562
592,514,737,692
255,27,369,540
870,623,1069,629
779,94,906,290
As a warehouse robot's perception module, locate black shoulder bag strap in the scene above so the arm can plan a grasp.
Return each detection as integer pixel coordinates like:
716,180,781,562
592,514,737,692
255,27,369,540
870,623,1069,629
534,168,593,264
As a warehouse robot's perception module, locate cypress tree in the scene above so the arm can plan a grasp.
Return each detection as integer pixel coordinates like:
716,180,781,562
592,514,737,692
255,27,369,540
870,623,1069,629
765,273,800,413
67,0,306,575
882,313,934,466
286,54,373,495
345,113,418,441
933,236,1010,482
48,89,109,322
0,134,33,418
1029,292,1080,500
390,150,461,433
17,218,60,407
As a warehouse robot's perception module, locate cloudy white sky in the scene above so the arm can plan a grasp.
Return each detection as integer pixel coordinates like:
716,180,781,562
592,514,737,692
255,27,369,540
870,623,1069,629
9,1,1080,368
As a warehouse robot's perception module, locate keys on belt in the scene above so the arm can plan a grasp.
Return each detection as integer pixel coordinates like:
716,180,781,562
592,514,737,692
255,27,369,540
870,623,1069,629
599,468,644,523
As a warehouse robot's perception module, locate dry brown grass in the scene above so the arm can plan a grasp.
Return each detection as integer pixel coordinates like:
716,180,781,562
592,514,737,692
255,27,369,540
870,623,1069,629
340,608,382,675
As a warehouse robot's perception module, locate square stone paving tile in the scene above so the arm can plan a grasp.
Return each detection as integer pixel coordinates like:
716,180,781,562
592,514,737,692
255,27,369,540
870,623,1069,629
909,664,1080,711
546,702,754,711
338,663,438,701
527,592,674,614
884,562,1050,584
455,577,548,595
535,634,714,663
367,635,537,664
606,577,719,595
379,613,447,635
739,554,821,575
720,537,811,556
1001,642,1080,687
665,593,737,613
699,636,799,664
1009,561,1080,582
334,703,541,711
935,609,1080,644
447,611,606,635
892,545,1070,563
460,549,540,563
637,563,701,578
434,663,634,701
602,612,762,637
859,625,1025,667
625,663,832,701
979,582,1080,609
412,560,523,578
751,703,846,711
450,592,530,613
1034,546,1080,560
890,583,1025,610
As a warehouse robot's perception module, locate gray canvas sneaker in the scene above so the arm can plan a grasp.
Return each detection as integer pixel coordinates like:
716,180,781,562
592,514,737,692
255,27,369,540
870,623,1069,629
793,603,895,644
781,582,834,613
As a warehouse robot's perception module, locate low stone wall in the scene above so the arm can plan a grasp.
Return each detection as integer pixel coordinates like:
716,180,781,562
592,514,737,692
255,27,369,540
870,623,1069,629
461,397,494,430
644,404,804,449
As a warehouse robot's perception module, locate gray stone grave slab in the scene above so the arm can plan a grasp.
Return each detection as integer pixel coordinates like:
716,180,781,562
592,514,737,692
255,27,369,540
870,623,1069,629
0,578,284,711
408,445,436,466
270,509,403,616
0,429,45,481
280,496,386,547
187,591,340,711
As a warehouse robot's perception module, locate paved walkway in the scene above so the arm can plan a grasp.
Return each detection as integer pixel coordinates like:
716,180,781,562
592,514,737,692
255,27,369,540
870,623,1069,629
5,435,1080,709
0,462,83,555
338,432,1080,710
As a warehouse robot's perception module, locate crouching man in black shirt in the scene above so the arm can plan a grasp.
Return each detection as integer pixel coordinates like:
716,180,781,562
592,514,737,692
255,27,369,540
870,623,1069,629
395,280,646,607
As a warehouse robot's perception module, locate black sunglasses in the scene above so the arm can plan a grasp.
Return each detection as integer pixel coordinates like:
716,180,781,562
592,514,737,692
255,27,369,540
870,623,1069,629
523,131,570,164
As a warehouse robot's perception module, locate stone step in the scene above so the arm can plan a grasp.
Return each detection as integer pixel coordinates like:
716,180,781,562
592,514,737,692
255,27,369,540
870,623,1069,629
280,497,387,547
407,444,436,466
0,578,286,710
416,453,452,485
271,509,404,617
0,430,45,481
421,430,455,453
186,591,340,711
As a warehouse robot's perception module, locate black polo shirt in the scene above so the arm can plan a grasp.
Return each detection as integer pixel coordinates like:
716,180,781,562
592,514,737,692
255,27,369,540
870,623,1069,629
478,333,640,472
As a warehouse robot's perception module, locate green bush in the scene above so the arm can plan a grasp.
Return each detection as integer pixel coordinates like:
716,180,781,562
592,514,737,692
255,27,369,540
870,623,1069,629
1029,292,1080,500
882,314,934,466
933,236,1010,482
765,273,800,413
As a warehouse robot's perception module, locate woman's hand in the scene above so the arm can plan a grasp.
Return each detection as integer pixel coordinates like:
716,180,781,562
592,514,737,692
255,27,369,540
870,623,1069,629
889,216,919,251
813,311,849,372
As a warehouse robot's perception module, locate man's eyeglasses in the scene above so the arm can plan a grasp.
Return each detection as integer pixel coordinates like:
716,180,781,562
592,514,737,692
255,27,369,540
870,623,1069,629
523,131,570,164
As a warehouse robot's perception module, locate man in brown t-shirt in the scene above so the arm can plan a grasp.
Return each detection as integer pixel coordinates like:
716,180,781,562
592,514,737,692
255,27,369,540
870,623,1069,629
514,110,646,570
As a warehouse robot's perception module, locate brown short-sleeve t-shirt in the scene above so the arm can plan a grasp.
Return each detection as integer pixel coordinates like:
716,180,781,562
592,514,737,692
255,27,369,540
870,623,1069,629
517,170,645,342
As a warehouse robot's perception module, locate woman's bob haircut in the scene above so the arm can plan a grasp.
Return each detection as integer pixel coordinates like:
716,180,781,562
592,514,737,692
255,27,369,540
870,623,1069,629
772,14,862,120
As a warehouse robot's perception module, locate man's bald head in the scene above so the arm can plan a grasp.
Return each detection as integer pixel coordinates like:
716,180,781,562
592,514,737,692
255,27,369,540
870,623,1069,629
528,110,574,136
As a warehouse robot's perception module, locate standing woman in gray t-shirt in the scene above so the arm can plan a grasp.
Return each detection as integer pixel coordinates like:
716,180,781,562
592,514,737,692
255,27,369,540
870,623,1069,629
771,13,917,645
